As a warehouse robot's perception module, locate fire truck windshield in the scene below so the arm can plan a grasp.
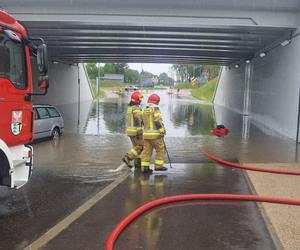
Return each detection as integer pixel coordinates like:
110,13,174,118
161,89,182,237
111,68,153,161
0,32,27,90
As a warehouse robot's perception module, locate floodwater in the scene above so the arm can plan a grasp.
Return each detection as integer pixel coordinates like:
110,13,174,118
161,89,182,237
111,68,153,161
62,89,299,163
0,89,298,249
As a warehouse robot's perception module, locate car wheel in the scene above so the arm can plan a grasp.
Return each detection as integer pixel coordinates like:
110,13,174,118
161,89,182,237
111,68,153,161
51,127,60,140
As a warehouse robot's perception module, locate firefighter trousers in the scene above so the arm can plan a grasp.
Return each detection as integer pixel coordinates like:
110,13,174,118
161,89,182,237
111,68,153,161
141,137,165,171
127,134,144,160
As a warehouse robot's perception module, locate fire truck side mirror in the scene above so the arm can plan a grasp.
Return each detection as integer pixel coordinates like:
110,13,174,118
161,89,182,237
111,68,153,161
38,76,49,90
37,44,48,75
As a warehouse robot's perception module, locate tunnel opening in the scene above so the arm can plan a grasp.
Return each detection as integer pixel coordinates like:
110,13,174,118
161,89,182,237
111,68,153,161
2,2,300,250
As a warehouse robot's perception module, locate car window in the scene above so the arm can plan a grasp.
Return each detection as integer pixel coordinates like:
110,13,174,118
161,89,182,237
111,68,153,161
36,107,50,119
47,107,60,118
33,108,39,120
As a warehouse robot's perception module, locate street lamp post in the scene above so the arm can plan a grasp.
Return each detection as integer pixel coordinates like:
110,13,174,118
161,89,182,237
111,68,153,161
96,77,100,97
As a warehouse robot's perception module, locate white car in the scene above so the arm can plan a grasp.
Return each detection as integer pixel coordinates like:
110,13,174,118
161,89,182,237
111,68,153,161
33,105,64,140
125,86,139,91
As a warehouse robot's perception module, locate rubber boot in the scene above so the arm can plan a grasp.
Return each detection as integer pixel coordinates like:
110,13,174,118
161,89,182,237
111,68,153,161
134,158,141,170
155,166,168,171
122,154,133,169
142,167,153,174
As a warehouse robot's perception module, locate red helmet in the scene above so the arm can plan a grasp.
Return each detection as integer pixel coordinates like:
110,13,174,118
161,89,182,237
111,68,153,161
148,94,160,105
131,91,143,103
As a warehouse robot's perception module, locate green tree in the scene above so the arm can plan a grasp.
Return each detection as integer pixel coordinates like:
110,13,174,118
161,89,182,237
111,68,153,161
85,63,99,80
101,63,129,75
172,64,220,82
140,70,153,81
124,68,140,83
159,72,169,85
102,63,117,74
114,63,129,74
205,65,220,80
172,64,188,82
187,65,203,79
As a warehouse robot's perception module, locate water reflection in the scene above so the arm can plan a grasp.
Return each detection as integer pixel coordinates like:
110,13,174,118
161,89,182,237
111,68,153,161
213,104,298,162
123,172,166,249
168,103,214,136
84,101,127,134
55,100,93,134
82,91,215,137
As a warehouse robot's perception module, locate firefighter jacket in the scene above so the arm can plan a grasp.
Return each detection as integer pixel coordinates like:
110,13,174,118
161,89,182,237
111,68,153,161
127,105,143,136
142,105,166,140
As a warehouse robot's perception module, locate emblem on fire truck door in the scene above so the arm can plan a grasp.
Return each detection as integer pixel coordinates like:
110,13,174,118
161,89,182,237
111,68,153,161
11,111,23,135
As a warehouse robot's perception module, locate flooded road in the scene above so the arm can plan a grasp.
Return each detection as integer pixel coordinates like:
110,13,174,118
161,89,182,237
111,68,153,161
0,89,298,249
71,89,298,163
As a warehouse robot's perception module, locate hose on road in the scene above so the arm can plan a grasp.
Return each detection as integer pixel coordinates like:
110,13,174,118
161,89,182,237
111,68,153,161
201,148,300,175
105,194,300,250
105,148,300,249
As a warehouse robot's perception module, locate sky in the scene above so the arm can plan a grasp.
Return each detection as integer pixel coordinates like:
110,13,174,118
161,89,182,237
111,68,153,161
128,63,172,76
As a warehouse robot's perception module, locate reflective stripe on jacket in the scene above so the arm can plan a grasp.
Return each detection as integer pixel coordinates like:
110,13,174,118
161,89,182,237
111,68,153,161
127,106,143,136
142,106,165,139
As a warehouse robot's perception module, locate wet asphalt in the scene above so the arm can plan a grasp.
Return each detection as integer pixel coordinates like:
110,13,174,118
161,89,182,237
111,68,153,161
0,89,298,249
44,164,275,250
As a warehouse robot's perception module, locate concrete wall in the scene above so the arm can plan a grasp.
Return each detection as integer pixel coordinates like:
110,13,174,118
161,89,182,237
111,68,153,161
32,62,93,134
215,17,300,140
214,65,246,114
33,63,93,105
250,41,300,140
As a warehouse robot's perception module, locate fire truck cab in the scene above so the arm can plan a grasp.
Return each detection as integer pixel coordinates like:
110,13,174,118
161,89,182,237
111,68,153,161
0,10,49,188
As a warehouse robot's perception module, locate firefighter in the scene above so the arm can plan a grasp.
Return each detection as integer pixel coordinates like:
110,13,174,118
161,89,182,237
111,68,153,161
141,93,168,173
122,91,144,169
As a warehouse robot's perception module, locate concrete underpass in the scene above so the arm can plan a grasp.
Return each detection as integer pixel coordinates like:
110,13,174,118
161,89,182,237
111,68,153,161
1,1,300,249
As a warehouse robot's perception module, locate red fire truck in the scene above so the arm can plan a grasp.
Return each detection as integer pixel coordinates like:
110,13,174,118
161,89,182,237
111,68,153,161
0,10,49,188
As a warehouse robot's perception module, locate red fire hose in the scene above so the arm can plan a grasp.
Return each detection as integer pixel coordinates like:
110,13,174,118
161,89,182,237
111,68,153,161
105,194,300,250
201,148,300,175
105,148,300,249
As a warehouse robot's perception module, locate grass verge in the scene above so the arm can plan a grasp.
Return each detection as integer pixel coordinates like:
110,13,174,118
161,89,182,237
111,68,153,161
191,78,218,102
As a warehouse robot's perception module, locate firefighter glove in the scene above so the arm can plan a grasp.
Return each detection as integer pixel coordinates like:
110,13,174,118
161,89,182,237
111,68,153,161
159,127,166,136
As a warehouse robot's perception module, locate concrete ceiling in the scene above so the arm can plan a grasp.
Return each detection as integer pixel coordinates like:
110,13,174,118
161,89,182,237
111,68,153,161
3,0,300,13
23,22,294,65
2,1,298,65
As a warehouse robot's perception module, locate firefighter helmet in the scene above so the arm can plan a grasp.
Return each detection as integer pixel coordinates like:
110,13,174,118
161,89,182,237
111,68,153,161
148,93,160,105
131,91,143,103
